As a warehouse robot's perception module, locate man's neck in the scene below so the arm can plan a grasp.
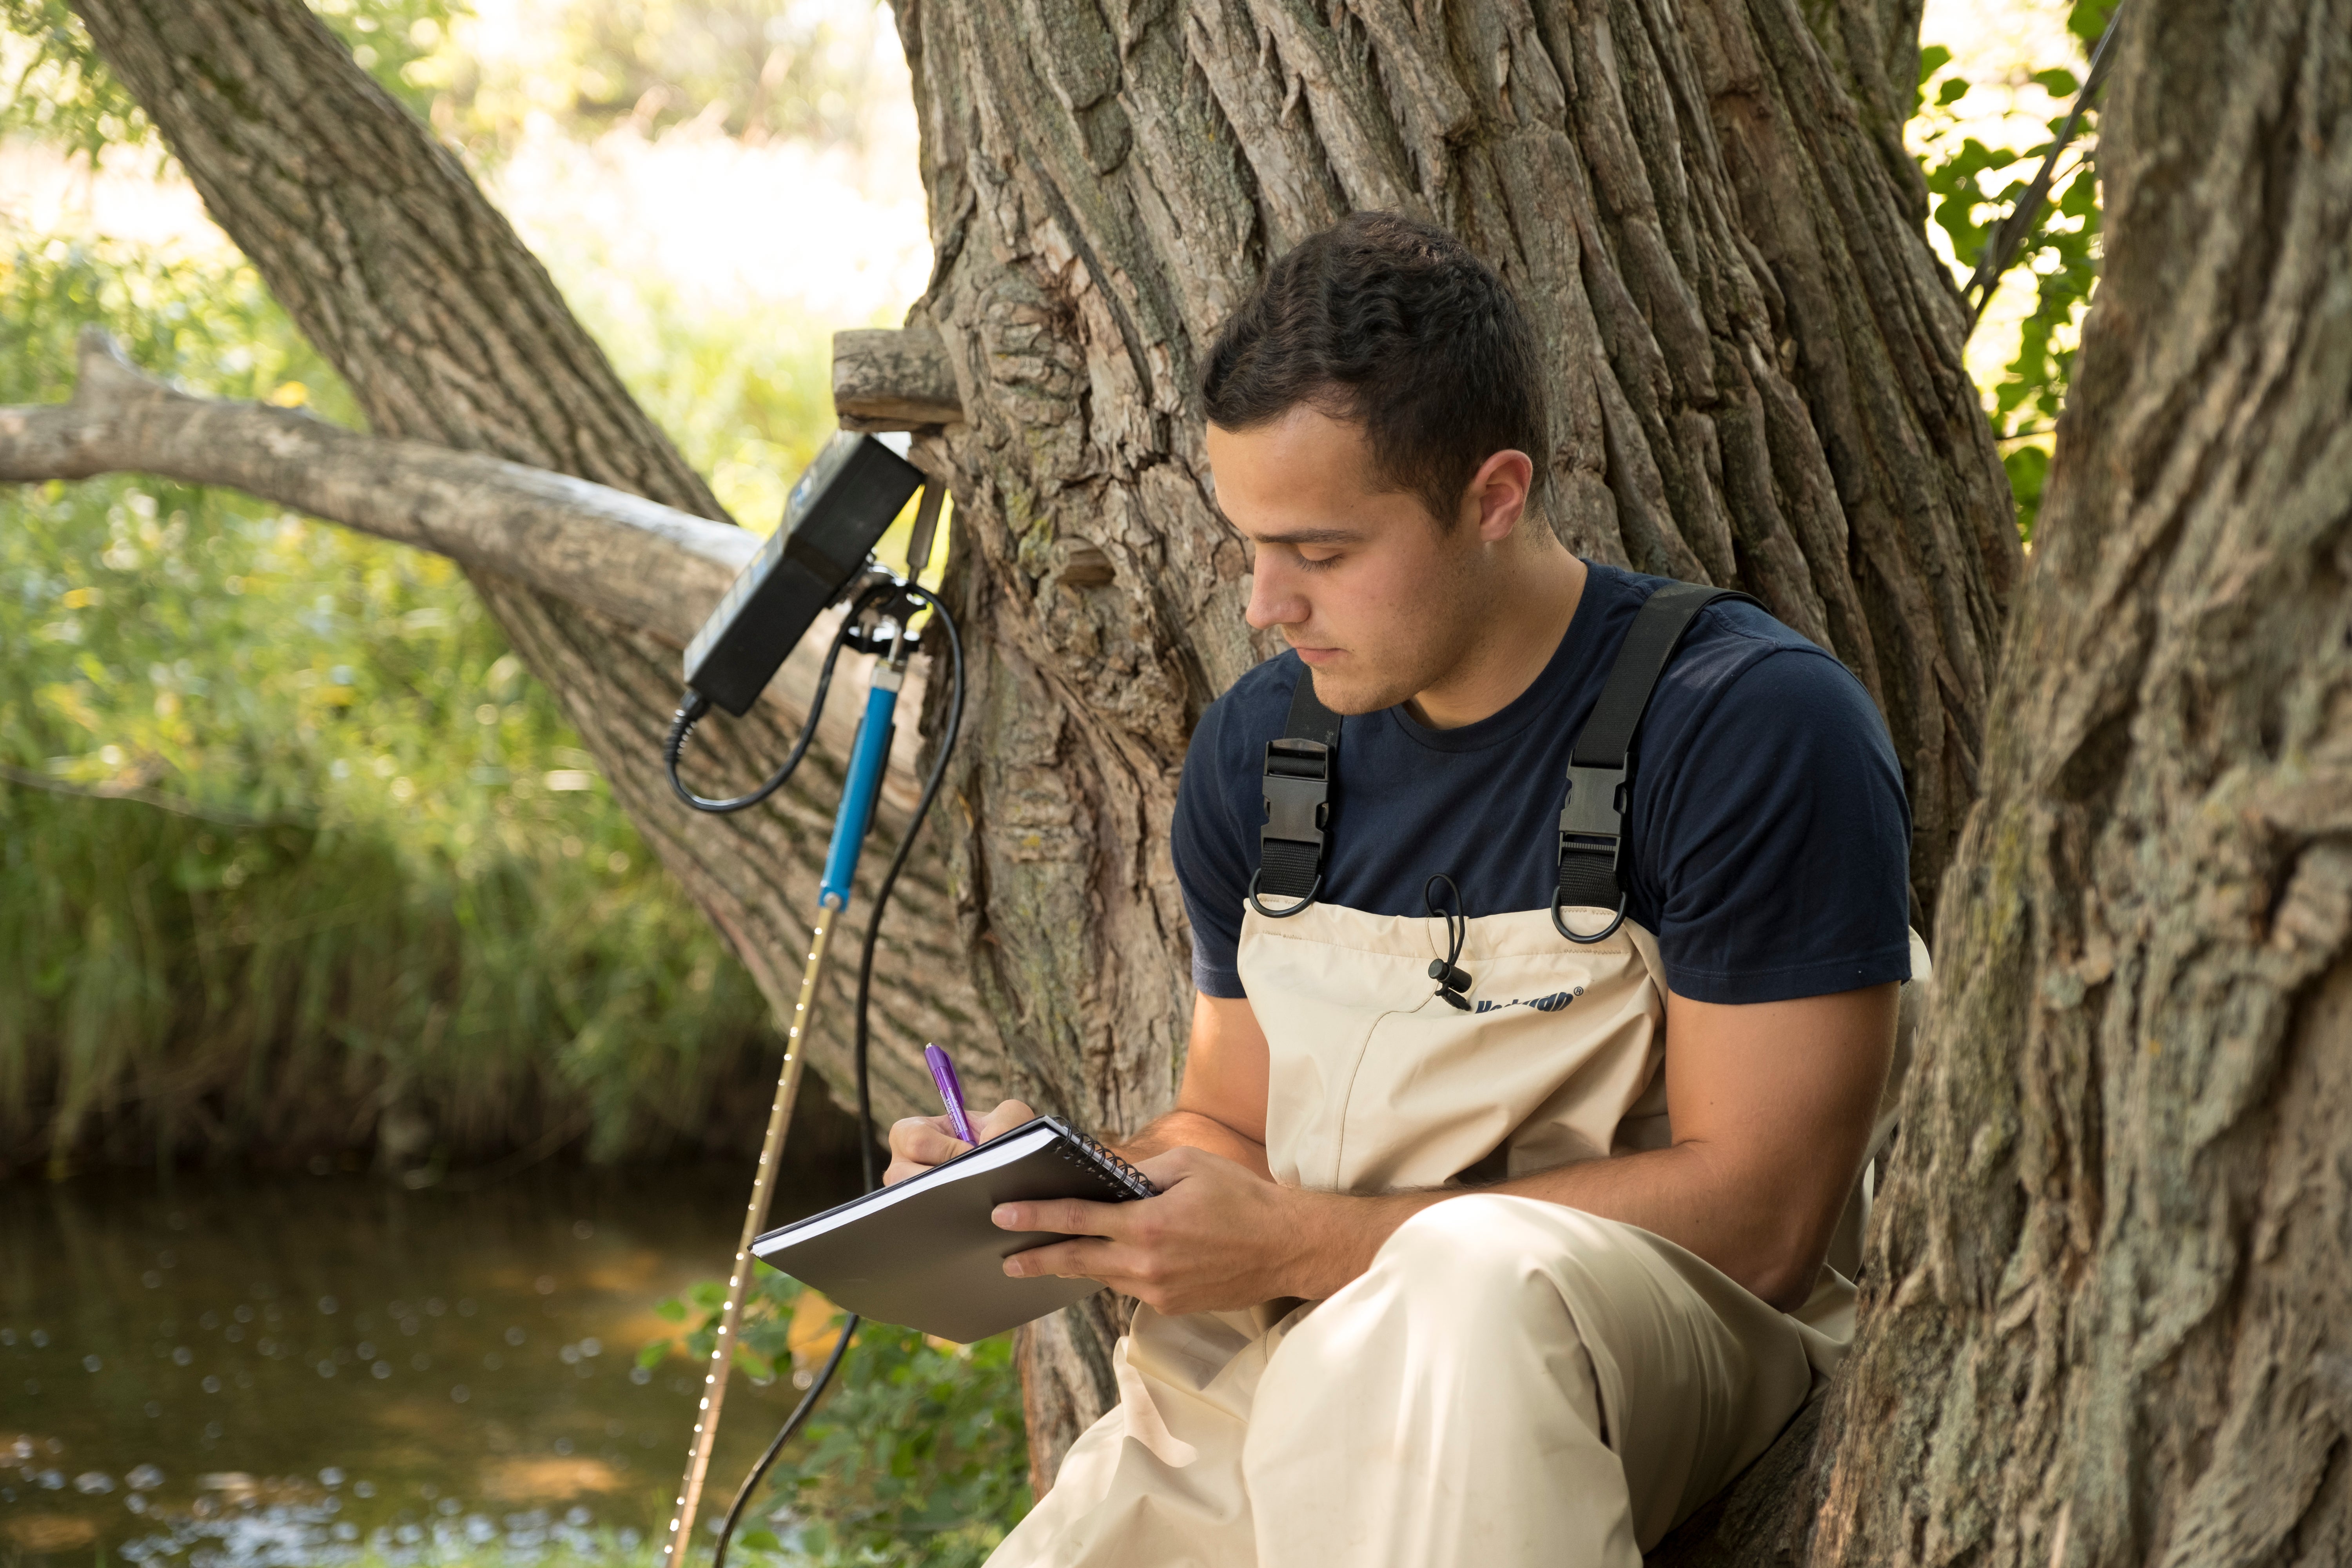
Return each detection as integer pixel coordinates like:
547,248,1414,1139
1404,548,1587,730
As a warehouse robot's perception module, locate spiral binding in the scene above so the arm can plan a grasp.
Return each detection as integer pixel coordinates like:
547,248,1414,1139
1051,1120,1158,1199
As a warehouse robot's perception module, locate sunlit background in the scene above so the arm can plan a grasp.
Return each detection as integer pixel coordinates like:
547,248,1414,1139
1,1,2106,1563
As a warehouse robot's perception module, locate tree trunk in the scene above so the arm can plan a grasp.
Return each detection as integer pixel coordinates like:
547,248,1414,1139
891,0,2016,1482
65,0,1003,1131
1800,2,2352,1562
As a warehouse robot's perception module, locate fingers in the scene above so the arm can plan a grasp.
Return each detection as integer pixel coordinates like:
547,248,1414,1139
992,1197,1128,1236
1133,1145,1218,1188
1003,1237,1123,1281
883,1114,971,1185
973,1099,1038,1141
881,1102,1045,1185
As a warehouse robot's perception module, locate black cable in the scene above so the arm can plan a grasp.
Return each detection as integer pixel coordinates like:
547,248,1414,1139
709,1308,858,1568
664,581,897,814
707,583,966,1568
853,584,964,1194
1424,874,1472,1010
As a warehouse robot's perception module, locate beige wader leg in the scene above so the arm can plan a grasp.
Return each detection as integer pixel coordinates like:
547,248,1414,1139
1246,1196,1828,1565
991,1196,1830,1568
989,1302,1306,1568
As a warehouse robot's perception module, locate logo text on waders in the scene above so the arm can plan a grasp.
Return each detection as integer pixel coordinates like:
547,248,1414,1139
1472,986,1585,1015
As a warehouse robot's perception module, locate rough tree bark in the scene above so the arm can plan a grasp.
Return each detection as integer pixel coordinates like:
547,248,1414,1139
1794,2,2352,1562
61,0,1004,1131
891,0,2015,1486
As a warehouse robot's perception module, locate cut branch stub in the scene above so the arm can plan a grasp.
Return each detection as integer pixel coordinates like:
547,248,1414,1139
833,325,965,430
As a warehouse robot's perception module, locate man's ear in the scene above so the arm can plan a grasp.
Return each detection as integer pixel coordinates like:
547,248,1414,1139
1464,448,1535,542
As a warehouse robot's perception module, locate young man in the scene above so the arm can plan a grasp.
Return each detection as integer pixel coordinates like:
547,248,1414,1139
889,212,1921,1566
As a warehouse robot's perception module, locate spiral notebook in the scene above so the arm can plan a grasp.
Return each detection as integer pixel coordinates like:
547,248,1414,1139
748,1116,1157,1343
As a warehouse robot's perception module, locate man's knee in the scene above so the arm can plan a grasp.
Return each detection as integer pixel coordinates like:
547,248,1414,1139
1352,1193,1629,1326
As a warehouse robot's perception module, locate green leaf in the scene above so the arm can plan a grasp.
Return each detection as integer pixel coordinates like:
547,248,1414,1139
2066,0,2119,46
2003,446,2053,543
1936,78,1969,106
2032,67,2082,98
1917,44,1953,82
653,1296,688,1323
734,1529,784,1553
637,1341,669,1370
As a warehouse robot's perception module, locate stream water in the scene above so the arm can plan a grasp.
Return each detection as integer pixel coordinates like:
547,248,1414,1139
2,1162,860,1565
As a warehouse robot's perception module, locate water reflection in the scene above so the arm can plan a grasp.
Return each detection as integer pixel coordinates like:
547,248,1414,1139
2,1162,860,1563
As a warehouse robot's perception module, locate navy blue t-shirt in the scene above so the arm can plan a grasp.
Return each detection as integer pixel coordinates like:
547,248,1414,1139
1172,563,1913,1005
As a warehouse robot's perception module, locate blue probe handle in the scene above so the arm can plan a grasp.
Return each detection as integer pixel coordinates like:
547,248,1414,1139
819,673,901,908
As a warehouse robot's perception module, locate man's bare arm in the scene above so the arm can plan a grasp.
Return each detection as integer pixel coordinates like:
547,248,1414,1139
1117,995,1274,1178
998,982,1898,1315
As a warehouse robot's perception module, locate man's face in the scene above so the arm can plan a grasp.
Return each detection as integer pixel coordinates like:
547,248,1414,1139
1207,404,1494,715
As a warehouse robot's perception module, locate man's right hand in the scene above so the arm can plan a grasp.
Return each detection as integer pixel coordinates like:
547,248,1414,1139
884,1098,1037,1185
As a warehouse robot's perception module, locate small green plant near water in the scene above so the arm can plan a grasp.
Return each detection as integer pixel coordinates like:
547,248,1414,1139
644,1273,1032,1566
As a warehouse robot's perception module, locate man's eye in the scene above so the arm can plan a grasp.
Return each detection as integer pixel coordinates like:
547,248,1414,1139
1296,550,1339,571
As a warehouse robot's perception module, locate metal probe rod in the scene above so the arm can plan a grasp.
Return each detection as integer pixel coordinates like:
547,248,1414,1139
661,480,939,1566
663,900,839,1568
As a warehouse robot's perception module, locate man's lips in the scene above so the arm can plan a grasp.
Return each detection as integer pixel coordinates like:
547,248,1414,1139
1292,646,1341,666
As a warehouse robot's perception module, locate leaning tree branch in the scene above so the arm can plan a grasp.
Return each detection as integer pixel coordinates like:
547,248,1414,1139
0,328,924,786
4,328,754,641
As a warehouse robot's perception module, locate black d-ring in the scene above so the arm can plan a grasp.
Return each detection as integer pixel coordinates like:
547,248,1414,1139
1247,866,1320,918
1552,892,1628,944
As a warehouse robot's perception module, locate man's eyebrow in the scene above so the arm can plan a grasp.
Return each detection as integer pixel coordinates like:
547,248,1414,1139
1245,526,1366,546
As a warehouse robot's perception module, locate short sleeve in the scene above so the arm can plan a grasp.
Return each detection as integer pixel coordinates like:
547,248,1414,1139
1171,697,1254,999
1639,649,1913,1004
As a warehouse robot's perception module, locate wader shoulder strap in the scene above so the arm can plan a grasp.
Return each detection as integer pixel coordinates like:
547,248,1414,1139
1555,582,1762,943
1249,668,1341,918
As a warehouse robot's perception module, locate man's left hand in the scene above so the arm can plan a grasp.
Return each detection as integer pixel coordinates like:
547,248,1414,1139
993,1147,1405,1315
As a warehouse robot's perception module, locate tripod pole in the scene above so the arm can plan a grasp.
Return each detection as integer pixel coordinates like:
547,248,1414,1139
662,896,838,1568
661,642,907,1567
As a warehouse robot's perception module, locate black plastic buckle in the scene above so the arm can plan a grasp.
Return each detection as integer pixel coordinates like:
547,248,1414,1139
1262,739,1330,837
1553,763,1629,943
1558,762,1626,854
1250,739,1330,918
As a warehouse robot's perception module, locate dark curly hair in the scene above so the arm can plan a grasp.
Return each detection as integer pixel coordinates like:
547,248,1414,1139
1199,211,1548,526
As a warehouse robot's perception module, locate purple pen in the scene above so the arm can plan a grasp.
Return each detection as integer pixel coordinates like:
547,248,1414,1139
925,1042,978,1145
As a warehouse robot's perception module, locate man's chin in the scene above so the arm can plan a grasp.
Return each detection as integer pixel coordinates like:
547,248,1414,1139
1296,663,1412,717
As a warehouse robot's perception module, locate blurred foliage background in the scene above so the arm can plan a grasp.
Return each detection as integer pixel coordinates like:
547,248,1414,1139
0,0,2107,1559
0,0,903,1178
1910,0,2120,537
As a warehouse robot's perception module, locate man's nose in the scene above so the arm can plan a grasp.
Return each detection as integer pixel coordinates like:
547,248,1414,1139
1244,560,1305,632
